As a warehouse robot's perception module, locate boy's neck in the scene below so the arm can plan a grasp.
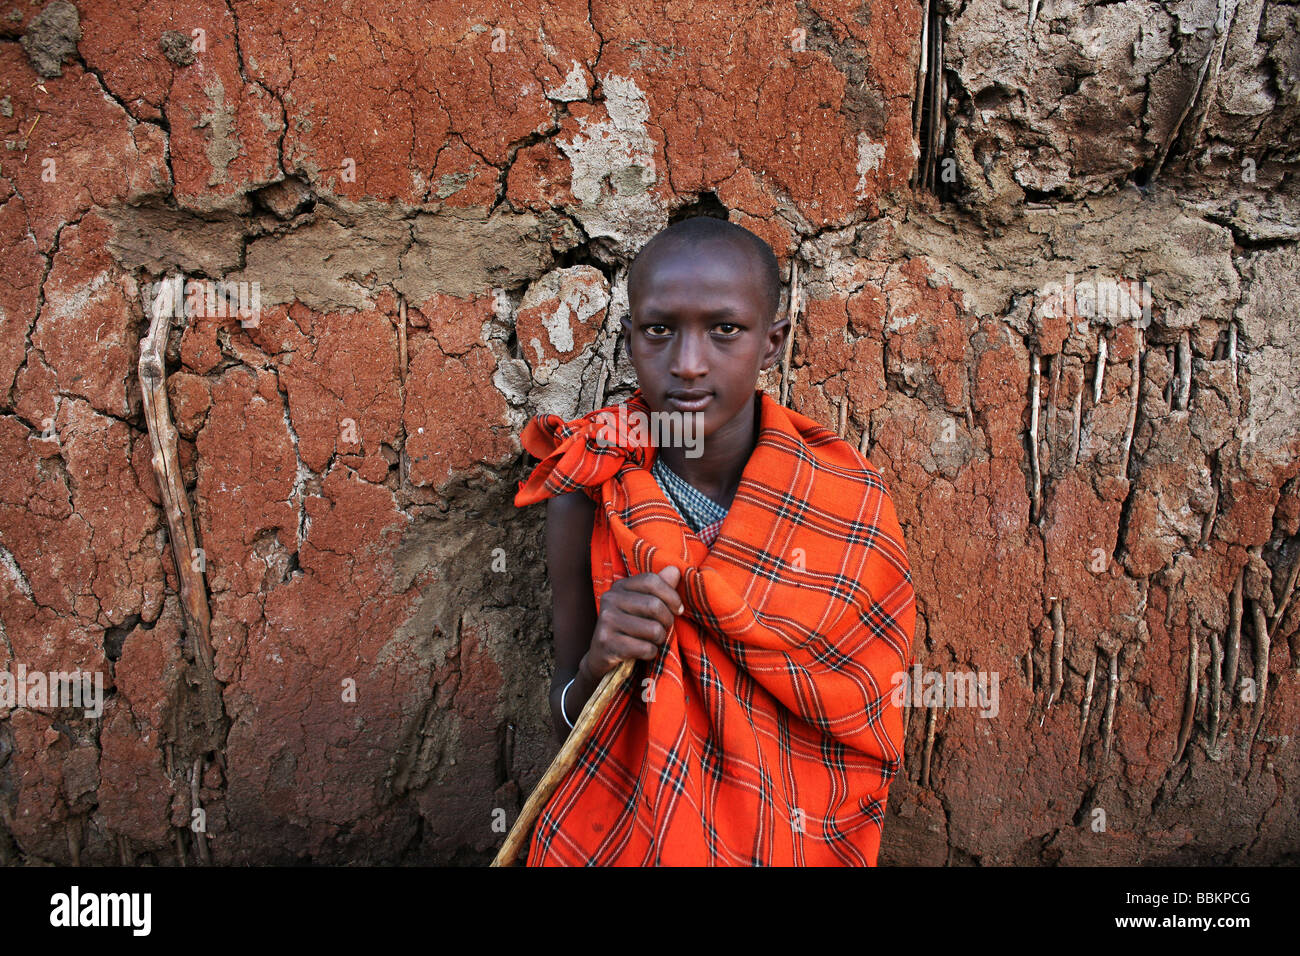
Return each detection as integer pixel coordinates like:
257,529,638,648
656,390,760,508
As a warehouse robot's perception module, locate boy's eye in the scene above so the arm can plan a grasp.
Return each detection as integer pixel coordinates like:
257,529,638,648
715,323,741,335
645,324,671,337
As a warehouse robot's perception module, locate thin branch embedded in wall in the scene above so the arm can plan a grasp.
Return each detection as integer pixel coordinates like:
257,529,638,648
780,260,800,406
1030,351,1042,523
1173,629,1198,763
1077,651,1098,763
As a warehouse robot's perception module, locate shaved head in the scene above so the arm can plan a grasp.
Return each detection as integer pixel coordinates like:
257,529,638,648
628,217,782,325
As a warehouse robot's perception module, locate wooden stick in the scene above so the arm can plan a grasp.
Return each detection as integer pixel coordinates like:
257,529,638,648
1077,651,1097,762
1149,4,1223,183
1228,321,1237,387
1092,336,1107,404
492,659,634,867
1224,567,1243,706
1173,628,1198,763
139,278,223,750
1029,352,1042,523
1120,328,1142,480
191,756,210,865
1269,552,1299,632
925,16,942,192
398,296,408,386
780,261,800,406
1176,331,1192,410
1199,460,1220,546
1248,599,1271,762
1208,631,1223,746
595,360,610,410
920,705,937,788
1102,648,1119,759
911,0,931,184
1187,0,1237,149
1046,598,1064,710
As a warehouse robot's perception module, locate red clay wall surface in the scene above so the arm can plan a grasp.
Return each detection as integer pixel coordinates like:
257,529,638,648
0,0,1297,864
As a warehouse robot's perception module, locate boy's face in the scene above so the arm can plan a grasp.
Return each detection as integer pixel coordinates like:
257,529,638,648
622,241,786,438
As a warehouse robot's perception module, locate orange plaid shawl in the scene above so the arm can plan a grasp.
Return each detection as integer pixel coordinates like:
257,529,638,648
514,388,916,865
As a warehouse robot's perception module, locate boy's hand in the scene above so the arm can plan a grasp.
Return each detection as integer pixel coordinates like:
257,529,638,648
581,566,684,682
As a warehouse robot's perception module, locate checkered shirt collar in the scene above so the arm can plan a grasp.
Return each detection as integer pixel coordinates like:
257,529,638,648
650,455,728,536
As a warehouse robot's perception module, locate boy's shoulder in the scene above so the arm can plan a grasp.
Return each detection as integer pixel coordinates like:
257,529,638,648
759,393,890,491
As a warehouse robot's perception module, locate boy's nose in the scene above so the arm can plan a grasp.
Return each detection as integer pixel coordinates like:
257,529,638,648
669,330,709,380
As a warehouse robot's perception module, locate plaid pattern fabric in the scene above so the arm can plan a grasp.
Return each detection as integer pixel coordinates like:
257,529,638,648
515,388,916,865
650,456,728,548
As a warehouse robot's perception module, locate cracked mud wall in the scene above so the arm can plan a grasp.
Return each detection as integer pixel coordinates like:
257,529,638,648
0,0,1296,865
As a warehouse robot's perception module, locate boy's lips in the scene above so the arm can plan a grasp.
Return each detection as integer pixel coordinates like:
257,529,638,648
666,390,712,412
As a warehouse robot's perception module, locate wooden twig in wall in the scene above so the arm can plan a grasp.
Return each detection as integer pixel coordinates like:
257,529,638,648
1248,598,1271,762
1102,649,1119,759
1046,598,1065,710
1188,0,1240,149
596,359,610,410
1228,321,1237,387
926,11,942,192
139,278,221,730
1030,352,1042,522
1173,630,1198,763
397,296,408,386
1150,0,1230,183
190,757,211,865
1208,632,1223,745
1269,552,1299,632
1176,331,1192,410
1093,336,1107,404
911,0,931,187
1120,329,1143,479
780,260,800,406
1224,567,1243,713
1077,651,1098,763
921,705,938,788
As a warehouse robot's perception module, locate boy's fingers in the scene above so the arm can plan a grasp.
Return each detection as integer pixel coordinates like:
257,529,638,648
613,634,661,662
658,567,686,614
622,571,685,616
606,608,669,645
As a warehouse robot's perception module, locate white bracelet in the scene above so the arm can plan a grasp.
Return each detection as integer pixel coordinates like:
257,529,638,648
560,676,578,729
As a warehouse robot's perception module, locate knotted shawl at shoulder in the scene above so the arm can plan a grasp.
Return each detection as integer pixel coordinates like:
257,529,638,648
515,393,654,506
515,388,916,866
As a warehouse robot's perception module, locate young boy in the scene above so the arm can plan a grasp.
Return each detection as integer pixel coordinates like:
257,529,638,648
514,216,916,865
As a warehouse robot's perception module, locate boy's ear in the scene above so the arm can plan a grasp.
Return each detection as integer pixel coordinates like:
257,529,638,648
620,315,634,359
761,315,790,371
